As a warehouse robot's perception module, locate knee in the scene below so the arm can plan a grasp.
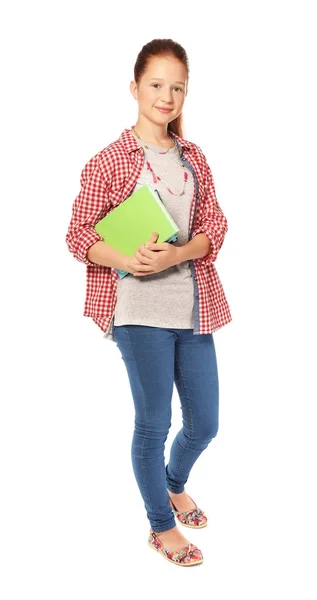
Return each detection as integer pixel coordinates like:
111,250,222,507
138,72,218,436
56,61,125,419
133,416,172,464
134,415,172,440
197,420,219,444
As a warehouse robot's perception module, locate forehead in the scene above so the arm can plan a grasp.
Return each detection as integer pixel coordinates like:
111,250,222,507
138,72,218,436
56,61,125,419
142,55,187,81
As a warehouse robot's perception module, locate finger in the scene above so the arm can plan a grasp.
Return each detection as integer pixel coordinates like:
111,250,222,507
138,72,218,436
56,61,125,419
133,260,153,272
146,231,159,246
135,248,152,263
144,243,168,251
136,244,150,255
137,245,149,256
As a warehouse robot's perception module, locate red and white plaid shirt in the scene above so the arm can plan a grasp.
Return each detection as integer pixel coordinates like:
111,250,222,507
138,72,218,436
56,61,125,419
66,126,232,338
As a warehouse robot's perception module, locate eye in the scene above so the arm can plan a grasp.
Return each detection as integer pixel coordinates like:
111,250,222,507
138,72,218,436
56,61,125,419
173,87,184,92
151,83,160,88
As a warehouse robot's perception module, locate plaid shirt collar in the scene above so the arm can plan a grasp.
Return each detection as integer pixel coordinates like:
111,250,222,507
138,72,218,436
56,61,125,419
119,126,193,154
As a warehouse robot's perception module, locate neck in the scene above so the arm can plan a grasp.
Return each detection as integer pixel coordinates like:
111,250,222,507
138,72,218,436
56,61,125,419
132,119,174,148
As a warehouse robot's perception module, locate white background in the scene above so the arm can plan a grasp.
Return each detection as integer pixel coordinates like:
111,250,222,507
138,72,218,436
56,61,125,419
1,0,316,598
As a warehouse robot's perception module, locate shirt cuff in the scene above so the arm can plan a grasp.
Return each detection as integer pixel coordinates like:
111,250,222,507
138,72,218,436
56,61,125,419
75,227,104,266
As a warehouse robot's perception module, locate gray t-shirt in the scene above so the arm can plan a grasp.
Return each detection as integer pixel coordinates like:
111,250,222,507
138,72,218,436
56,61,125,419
114,134,195,329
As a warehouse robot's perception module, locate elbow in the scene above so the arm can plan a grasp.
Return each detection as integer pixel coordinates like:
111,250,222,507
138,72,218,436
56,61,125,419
194,224,228,266
66,227,103,266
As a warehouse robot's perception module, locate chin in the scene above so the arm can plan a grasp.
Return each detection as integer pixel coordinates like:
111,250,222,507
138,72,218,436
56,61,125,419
152,112,176,124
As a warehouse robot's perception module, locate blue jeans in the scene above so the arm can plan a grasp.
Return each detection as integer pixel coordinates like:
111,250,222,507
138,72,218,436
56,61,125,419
113,325,219,533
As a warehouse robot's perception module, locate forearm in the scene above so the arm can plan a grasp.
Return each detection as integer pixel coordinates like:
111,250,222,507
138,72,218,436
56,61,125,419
86,241,128,270
176,234,211,263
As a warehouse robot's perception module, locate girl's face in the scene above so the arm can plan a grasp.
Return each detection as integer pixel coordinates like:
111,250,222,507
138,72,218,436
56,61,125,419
130,55,188,128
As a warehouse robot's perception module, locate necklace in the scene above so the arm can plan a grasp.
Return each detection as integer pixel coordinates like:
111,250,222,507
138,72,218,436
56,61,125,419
132,127,188,197
133,127,176,151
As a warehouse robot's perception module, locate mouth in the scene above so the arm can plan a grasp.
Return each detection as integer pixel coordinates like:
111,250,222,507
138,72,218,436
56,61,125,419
155,107,173,114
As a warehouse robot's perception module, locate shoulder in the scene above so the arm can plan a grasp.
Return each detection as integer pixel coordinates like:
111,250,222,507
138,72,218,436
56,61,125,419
93,131,132,168
172,132,209,164
171,133,211,183
79,129,134,185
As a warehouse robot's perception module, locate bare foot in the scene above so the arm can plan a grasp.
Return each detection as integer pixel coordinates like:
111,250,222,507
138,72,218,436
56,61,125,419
167,490,196,512
154,526,190,552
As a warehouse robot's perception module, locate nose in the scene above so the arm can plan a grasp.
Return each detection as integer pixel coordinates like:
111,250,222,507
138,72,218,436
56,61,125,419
161,87,173,104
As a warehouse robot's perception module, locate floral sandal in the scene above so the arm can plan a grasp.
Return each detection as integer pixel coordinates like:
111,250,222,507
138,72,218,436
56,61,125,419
169,494,208,528
148,530,204,566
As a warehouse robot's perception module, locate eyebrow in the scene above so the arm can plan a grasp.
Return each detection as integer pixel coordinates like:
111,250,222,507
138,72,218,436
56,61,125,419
149,78,185,85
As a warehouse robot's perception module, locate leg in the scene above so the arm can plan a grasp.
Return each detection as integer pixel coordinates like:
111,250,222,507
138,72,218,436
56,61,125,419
113,324,177,533
166,329,219,494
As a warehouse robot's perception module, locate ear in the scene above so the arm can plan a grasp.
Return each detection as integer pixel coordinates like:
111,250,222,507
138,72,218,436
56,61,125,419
130,80,138,100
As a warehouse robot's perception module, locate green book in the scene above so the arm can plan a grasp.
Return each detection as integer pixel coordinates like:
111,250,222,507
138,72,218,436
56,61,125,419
94,184,180,278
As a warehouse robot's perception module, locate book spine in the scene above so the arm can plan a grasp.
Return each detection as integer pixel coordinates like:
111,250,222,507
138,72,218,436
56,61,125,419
147,187,180,233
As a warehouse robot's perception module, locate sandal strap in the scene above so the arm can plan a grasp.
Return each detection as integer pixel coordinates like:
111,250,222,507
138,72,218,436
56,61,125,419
149,531,202,563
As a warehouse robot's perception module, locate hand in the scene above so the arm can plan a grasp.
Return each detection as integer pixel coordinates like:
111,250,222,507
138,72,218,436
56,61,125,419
124,232,159,275
131,232,181,277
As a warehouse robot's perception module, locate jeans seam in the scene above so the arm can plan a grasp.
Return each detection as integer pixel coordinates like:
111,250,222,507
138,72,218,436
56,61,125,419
126,327,154,520
173,351,194,481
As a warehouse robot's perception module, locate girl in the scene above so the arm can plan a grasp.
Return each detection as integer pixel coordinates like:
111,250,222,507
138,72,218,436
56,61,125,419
66,38,232,567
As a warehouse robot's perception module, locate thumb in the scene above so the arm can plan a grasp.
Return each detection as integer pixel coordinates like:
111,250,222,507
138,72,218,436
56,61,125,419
146,232,159,246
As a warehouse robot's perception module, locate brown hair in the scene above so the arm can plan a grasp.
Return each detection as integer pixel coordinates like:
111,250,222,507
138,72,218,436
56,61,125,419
133,38,189,138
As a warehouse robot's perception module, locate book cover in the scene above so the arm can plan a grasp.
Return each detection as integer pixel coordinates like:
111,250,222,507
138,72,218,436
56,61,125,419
94,184,180,278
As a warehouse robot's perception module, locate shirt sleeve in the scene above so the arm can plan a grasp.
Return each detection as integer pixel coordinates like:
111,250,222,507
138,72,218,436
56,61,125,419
191,159,228,265
65,156,111,266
